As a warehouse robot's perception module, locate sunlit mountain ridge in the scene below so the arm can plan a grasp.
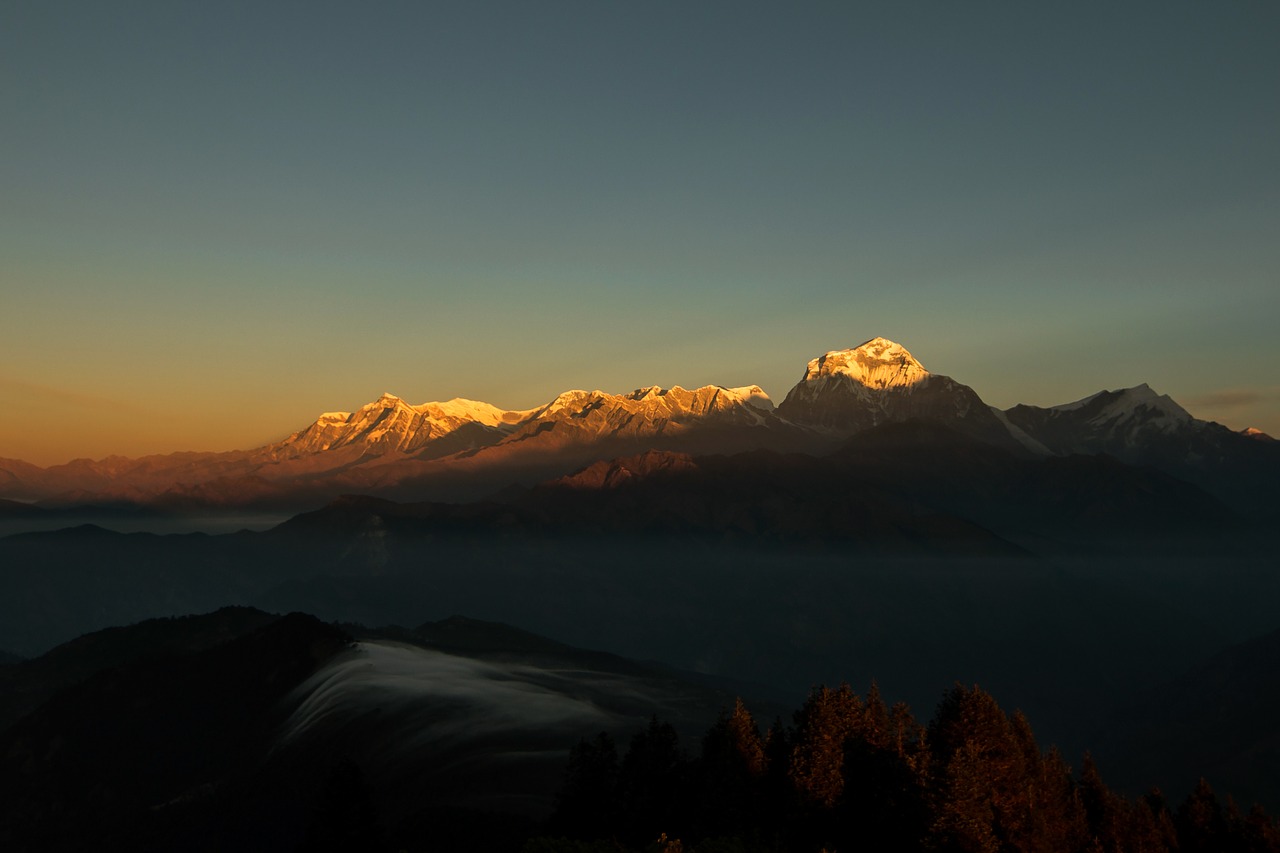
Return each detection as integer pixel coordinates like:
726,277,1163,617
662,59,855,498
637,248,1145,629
1,337,1276,516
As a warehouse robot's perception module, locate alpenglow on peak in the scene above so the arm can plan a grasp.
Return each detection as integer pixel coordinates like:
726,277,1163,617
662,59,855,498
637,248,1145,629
801,337,930,390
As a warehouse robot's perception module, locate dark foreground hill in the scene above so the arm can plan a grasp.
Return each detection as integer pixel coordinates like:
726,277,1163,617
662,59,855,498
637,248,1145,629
0,608,768,852
3,608,1280,852
0,610,349,852
1096,623,1280,812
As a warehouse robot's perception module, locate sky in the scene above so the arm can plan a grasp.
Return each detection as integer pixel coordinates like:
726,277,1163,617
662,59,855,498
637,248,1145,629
2,1,1278,465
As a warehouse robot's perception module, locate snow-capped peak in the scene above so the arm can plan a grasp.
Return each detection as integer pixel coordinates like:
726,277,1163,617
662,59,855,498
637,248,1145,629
340,393,532,426
1051,384,1191,423
727,384,775,411
1050,383,1152,413
800,337,930,389
360,392,409,411
519,383,780,433
417,398,534,427
628,386,666,402
1047,384,1194,437
270,391,538,459
625,384,776,412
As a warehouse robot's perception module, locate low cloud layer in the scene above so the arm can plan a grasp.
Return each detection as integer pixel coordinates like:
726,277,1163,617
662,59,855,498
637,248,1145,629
272,640,715,816
280,641,620,751
1181,386,1280,433
1184,388,1271,410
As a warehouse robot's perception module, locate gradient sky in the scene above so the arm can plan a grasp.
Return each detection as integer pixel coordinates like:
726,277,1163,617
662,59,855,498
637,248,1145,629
3,1,1278,465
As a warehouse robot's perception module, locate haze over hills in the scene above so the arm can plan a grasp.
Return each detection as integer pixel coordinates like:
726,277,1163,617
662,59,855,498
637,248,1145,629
5,602,1280,851
2,337,1276,517
1,330,1276,740
3,339,1280,850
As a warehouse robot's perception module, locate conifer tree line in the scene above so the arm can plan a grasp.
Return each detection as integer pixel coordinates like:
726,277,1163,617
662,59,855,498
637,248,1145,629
530,684,1280,853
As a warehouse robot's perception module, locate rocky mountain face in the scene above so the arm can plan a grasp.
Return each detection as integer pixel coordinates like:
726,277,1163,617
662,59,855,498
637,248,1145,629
1,337,1275,514
777,337,1025,450
501,384,781,447
1004,384,1280,512
777,337,929,427
265,394,532,460
1003,384,1198,457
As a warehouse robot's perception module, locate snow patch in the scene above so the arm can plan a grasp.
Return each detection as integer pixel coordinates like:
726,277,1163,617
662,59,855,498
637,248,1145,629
726,385,775,411
800,337,930,390
1052,384,1192,428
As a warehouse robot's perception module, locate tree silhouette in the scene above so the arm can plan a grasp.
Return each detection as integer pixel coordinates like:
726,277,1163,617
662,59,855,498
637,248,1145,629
616,716,686,842
534,684,1280,853
697,699,766,836
788,684,863,809
553,731,620,839
1177,778,1229,853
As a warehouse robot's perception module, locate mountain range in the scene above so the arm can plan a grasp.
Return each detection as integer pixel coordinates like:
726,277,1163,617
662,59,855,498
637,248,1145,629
2,337,1276,516
4,339,1280,851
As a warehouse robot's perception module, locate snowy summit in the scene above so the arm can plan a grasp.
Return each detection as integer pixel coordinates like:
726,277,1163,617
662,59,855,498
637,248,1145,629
801,337,930,390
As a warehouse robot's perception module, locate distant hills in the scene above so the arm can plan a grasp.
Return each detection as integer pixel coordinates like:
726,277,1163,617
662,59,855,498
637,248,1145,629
3,338,1280,850
1097,622,1280,813
2,337,1276,515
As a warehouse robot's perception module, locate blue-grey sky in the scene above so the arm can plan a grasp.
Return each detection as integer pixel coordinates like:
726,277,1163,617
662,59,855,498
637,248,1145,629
3,1,1278,464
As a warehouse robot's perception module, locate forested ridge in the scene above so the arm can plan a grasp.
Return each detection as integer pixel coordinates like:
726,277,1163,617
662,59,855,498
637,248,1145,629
529,684,1280,853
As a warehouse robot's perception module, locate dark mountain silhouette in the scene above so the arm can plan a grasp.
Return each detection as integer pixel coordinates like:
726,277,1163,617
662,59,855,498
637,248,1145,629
1097,624,1280,811
1006,384,1280,514
826,420,1244,553
0,610,351,852
0,608,779,852
0,606,280,731
0,498,45,517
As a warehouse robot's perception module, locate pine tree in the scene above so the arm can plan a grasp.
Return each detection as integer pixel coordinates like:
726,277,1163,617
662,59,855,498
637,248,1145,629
837,692,927,852
617,717,686,842
697,699,766,836
1143,788,1181,852
553,732,620,839
725,698,766,778
1017,746,1088,853
1177,778,1228,853
1243,802,1280,853
923,684,1090,852
760,716,794,842
788,684,863,809
863,681,891,750
1079,752,1125,853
